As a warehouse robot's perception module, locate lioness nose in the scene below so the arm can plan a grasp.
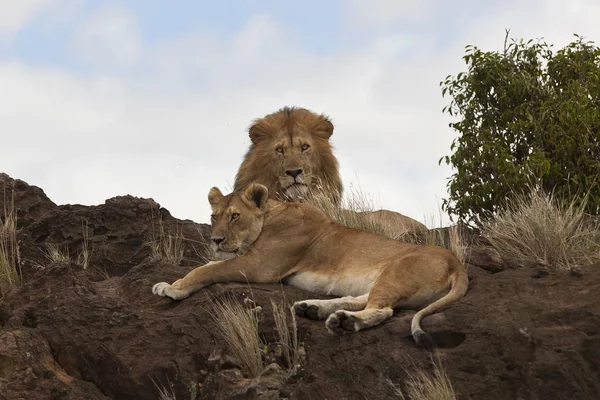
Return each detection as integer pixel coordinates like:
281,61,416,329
211,236,225,245
285,169,303,178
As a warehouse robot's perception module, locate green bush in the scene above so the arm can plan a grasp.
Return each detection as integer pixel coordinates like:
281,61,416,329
440,32,600,226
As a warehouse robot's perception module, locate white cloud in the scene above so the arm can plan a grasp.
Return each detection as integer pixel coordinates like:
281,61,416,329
71,4,141,68
2,0,600,228
0,0,56,38
344,0,433,29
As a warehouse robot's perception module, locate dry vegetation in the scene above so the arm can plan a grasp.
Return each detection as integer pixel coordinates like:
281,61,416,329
149,216,185,266
270,297,301,368
389,356,456,400
205,289,303,379
185,225,215,264
309,186,411,241
77,221,92,269
205,293,264,378
482,186,600,272
43,243,71,264
150,376,177,400
0,192,21,289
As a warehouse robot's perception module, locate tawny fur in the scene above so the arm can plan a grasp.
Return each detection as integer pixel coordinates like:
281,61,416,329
152,184,469,348
234,106,343,205
232,107,428,236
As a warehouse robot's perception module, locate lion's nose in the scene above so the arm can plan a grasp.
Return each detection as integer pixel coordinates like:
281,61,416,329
211,236,225,245
285,169,303,178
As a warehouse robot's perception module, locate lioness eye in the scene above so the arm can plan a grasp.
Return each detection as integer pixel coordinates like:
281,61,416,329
275,147,284,153
301,144,310,151
231,213,240,221
210,214,216,222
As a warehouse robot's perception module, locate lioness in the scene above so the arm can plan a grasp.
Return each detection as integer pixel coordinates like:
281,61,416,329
152,184,469,348
233,106,428,236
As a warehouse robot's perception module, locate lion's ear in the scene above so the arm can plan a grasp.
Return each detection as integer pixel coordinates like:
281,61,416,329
208,187,224,210
248,119,268,144
313,117,334,140
243,183,269,210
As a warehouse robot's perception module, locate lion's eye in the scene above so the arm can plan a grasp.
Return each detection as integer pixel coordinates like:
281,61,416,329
231,213,240,221
301,144,310,151
275,147,284,153
210,214,216,222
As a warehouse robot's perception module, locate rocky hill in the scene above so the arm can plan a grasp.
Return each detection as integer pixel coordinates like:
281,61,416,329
1,173,599,399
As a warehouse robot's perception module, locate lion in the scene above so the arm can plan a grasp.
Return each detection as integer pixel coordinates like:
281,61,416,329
233,106,428,236
152,184,469,348
234,106,343,205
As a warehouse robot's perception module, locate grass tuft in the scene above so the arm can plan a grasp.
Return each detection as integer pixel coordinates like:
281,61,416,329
150,375,177,400
270,298,300,369
77,221,92,269
307,185,422,242
43,243,71,264
205,293,264,378
482,186,600,272
149,216,185,266
389,356,456,400
0,191,21,289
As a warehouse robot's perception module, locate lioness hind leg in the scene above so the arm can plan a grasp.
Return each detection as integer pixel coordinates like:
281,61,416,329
325,307,393,335
293,294,368,320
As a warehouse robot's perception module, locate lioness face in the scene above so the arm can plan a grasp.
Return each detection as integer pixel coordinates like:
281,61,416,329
207,184,268,260
248,108,334,202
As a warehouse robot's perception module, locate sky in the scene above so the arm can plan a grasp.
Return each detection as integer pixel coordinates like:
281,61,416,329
1,0,599,227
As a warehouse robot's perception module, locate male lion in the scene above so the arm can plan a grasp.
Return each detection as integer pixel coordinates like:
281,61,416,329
233,106,428,236
234,106,343,205
152,184,469,348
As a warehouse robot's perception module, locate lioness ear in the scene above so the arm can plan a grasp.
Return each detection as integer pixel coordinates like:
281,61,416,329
208,187,223,210
243,183,269,210
313,116,334,140
248,119,268,144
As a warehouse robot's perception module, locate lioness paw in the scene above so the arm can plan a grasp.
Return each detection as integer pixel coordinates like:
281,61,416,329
326,310,357,335
152,282,187,300
152,282,170,296
293,301,321,320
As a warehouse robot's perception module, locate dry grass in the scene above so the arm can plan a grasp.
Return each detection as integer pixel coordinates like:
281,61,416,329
482,186,600,272
43,243,71,264
149,217,185,266
307,186,418,241
77,221,92,269
205,293,264,378
0,192,21,288
150,376,177,400
270,298,300,368
389,357,456,400
448,225,469,266
186,225,216,264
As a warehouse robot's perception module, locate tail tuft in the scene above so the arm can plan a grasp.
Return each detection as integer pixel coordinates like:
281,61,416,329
413,329,435,350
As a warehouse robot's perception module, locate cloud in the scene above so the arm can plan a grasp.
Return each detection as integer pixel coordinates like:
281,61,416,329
344,0,433,29
0,0,56,39
71,4,141,68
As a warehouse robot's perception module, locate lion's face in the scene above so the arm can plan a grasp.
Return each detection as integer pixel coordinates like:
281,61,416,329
269,128,321,200
234,107,343,205
207,184,268,261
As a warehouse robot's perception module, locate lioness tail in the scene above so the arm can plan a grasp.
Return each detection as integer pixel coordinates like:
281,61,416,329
410,259,469,349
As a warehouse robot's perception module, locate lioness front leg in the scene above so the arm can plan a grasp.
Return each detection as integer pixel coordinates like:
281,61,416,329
152,258,271,301
293,294,368,320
